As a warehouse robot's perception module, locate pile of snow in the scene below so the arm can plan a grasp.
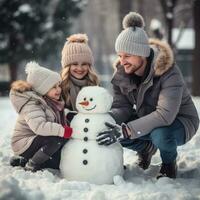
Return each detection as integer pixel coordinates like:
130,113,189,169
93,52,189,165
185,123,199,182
0,96,200,200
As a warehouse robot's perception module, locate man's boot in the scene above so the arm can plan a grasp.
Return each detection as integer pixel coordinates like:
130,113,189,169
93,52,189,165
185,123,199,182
24,149,50,172
156,160,177,179
136,141,157,170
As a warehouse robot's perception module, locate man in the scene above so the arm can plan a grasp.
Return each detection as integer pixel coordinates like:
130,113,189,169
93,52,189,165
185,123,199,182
96,12,199,179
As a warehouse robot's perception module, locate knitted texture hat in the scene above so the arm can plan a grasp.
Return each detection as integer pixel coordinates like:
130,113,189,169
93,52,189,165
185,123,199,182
115,12,150,57
25,61,61,95
61,33,94,68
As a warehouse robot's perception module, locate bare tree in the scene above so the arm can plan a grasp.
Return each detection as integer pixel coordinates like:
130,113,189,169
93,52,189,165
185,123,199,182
192,0,200,96
118,0,132,29
159,0,178,46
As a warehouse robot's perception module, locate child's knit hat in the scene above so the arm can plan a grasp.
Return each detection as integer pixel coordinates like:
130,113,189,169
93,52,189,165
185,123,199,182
25,61,61,95
115,12,150,57
61,33,94,68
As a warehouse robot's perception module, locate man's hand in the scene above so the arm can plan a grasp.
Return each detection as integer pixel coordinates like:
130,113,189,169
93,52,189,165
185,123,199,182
121,123,131,139
96,122,131,146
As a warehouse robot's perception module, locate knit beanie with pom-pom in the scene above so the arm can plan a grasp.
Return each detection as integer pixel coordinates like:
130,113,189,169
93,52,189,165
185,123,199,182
115,12,150,57
25,61,61,95
61,33,94,68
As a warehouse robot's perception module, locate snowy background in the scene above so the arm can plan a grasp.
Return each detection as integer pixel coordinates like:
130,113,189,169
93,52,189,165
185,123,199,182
0,96,200,200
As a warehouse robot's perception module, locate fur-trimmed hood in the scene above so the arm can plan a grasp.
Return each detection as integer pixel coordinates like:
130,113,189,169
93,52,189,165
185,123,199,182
10,80,45,113
113,38,174,76
11,80,32,93
149,38,174,76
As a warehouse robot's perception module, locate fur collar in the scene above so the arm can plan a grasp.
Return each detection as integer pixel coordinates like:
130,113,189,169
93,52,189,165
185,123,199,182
10,80,44,113
11,80,32,92
113,38,174,76
149,38,174,76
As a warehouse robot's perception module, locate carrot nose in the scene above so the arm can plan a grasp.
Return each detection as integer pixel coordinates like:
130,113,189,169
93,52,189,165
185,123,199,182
79,101,89,106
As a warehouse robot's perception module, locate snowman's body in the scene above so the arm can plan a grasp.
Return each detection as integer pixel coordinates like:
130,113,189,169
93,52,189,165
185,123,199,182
60,86,124,184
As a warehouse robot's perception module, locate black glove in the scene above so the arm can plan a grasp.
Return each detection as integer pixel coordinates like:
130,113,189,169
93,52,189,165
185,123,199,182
66,111,77,124
96,122,122,146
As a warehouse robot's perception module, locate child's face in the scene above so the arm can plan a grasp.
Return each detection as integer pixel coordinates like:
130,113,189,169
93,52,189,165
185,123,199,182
46,82,61,100
70,62,89,79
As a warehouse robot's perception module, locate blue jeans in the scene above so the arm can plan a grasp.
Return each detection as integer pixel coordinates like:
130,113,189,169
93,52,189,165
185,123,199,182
120,119,185,164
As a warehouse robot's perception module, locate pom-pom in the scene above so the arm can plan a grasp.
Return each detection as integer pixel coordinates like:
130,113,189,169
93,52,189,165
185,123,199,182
25,61,40,74
122,12,145,29
67,33,88,44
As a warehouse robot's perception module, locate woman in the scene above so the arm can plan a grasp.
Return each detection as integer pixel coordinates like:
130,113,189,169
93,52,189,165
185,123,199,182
61,33,99,121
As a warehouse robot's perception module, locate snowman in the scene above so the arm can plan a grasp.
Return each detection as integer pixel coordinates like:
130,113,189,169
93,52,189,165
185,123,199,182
60,86,124,184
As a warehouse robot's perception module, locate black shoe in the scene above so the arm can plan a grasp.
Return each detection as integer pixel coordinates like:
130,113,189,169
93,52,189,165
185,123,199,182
156,160,177,179
136,142,157,170
10,156,27,167
24,160,41,172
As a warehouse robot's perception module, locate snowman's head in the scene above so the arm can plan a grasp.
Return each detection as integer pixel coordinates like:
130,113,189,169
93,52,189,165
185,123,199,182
76,86,113,113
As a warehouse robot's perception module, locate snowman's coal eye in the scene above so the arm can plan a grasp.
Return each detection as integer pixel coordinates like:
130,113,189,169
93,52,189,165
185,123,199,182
90,98,93,101
84,97,86,101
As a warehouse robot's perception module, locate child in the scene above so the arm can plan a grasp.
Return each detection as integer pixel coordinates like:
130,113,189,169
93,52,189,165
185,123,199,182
9,61,73,172
61,33,99,116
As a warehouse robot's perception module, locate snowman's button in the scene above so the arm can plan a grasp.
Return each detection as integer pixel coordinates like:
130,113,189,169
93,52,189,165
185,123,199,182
83,149,88,154
84,128,88,132
85,119,90,123
83,137,88,141
83,160,88,165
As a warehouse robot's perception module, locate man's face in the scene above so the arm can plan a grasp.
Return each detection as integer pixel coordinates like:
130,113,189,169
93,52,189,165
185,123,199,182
118,52,145,75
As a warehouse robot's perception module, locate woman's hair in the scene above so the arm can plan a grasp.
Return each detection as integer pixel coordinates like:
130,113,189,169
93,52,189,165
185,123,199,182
61,65,99,106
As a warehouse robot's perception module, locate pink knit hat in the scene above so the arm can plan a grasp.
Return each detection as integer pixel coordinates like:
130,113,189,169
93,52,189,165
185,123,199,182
61,33,94,68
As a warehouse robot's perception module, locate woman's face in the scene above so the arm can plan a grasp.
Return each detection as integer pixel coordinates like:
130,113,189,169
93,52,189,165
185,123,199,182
70,62,90,79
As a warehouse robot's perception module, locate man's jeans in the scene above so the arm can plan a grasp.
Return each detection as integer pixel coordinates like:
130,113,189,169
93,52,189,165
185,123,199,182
120,119,185,164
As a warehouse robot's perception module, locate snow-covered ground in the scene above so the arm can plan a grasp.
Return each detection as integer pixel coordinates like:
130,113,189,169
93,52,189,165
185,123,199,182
0,96,200,200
